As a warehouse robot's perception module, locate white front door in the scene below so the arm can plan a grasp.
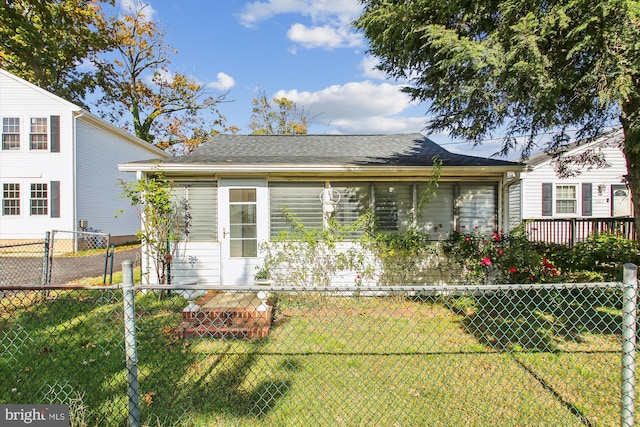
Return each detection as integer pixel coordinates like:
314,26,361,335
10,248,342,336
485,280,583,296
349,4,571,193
612,185,632,217
218,179,269,285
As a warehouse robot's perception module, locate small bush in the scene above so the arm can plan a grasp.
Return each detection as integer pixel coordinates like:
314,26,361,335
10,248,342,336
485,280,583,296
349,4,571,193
442,226,561,284
535,233,640,281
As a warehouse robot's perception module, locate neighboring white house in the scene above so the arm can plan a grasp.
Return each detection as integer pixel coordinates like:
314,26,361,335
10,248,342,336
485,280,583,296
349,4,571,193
120,133,524,286
508,129,633,243
0,68,168,244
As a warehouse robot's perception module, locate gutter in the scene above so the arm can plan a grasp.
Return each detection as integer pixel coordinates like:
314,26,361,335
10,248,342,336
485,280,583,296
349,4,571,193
118,162,525,176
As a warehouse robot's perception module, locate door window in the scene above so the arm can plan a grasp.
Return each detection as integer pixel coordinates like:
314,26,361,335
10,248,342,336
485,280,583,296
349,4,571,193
229,188,257,257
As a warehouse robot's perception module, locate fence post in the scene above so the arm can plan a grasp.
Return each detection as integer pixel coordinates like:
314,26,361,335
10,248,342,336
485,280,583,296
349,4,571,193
42,231,50,285
122,260,140,427
621,263,637,427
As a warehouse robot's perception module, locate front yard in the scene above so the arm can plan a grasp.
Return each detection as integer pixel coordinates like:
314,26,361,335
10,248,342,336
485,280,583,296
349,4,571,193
0,286,626,426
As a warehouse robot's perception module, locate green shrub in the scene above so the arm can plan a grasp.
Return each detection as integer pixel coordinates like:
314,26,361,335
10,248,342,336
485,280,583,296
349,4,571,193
535,233,640,281
442,226,561,284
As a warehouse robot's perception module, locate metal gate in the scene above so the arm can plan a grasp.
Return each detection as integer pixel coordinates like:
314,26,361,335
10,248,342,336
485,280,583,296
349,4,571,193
45,230,113,285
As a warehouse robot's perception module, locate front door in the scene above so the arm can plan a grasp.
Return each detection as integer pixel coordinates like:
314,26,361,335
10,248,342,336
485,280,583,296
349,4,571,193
218,179,269,285
612,185,632,217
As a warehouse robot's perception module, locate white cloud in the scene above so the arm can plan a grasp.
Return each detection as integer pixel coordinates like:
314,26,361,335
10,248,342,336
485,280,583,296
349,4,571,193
287,24,360,50
239,0,362,27
359,56,387,80
275,81,429,134
119,0,157,21
239,0,363,50
207,72,236,91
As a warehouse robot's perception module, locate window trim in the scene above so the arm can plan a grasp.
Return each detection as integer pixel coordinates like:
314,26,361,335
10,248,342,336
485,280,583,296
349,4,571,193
30,183,48,215
29,117,48,151
554,184,578,216
2,183,20,216
2,117,20,151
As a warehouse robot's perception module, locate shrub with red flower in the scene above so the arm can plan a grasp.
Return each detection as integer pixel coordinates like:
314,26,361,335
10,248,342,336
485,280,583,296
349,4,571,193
443,225,562,284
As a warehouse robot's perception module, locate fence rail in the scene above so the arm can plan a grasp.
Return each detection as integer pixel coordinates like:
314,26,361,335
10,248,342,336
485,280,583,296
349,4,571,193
0,263,637,426
524,217,636,245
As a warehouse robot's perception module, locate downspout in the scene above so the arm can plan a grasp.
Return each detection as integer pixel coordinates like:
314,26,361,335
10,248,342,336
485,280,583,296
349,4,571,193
72,110,85,248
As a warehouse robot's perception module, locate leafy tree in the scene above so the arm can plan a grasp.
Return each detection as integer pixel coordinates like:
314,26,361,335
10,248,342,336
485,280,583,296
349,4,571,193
119,172,180,286
0,0,115,105
96,3,228,152
249,89,310,134
355,0,640,237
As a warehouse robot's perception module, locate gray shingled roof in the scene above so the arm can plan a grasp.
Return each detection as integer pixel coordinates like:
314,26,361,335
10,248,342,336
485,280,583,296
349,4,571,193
146,133,519,167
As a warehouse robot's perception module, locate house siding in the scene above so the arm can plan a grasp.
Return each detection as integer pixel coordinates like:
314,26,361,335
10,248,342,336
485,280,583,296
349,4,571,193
75,118,159,238
0,68,167,243
519,143,629,220
170,241,221,286
0,71,76,239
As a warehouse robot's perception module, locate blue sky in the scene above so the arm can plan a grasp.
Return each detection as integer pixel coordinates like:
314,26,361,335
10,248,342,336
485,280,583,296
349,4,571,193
113,0,517,159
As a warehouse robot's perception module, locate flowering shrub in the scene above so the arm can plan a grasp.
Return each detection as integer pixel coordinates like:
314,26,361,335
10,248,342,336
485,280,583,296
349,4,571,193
443,226,561,284
536,232,640,281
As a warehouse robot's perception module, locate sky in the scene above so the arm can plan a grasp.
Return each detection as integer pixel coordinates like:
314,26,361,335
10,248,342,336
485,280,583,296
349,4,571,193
110,0,520,160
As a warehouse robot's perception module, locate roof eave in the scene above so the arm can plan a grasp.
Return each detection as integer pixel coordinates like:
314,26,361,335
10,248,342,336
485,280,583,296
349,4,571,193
118,162,524,176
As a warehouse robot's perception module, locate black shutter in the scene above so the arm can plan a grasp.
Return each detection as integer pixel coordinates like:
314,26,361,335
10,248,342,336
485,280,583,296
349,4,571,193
50,181,60,218
50,115,60,152
582,183,592,216
542,183,552,216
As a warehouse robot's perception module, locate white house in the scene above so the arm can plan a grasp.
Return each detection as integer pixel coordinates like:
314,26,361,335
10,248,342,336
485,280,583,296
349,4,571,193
508,129,633,243
0,68,168,244
119,133,524,286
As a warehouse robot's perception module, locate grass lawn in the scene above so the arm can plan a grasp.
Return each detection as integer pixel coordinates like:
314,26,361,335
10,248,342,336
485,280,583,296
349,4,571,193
0,287,629,426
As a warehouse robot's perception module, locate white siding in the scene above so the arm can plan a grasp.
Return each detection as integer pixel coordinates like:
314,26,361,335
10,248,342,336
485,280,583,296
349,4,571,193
0,68,166,242
75,118,161,237
520,143,629,220
170,241,221,286
0,70,77,239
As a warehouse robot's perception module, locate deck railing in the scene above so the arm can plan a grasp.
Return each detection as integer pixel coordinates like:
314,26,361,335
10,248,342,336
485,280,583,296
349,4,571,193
523,217,636,245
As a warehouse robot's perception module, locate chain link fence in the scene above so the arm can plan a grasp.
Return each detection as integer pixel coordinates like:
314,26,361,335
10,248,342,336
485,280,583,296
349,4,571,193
0,231,119,286
47,230,112,285
0,263,637,426
0,240,48,285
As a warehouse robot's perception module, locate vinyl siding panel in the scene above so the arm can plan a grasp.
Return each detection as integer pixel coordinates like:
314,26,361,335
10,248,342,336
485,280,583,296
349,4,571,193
75,119,153,237
0,71,76,239
169,241,221,286
520,143,629,219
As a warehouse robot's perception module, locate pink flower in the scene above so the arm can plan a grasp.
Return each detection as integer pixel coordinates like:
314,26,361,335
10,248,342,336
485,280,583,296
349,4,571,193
498,249,504,255
509,267,517,273
493,233,501,242
465,237,471,241
480,257,492,266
